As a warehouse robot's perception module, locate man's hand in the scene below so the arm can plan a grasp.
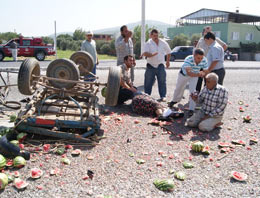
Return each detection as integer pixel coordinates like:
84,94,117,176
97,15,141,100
166,61,170,68
198,71,205,77
190,92,198,102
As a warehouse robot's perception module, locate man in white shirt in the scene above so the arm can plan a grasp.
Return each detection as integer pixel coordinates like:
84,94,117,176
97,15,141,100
142,29,171,102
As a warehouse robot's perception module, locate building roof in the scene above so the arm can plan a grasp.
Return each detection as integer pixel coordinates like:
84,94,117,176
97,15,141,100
181,8,260,23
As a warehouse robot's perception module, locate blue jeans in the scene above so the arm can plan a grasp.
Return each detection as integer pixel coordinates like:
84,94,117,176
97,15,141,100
144,63,166,98
84,64,96,81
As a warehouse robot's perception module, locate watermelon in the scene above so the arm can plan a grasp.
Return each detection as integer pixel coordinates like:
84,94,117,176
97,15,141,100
136,159,145,164
0,154,6,169
13,171,20,178
6,159,13,167
14,178,28,189
17,133,27,142
7,173,14,183
0,173,8,190
231,140,246,146
183,162,194,169
13,156,26,168
243,116,252,123
31,168,43,179
238,101,244,105
239,107,244,112
249,138,258,145
56,147,65,155
10,140,19,146
218,142,231,148
71,149,82,156
174,171,186,181
231,171,247,181
220,147,230,153
191,141,204,152
202,145,210,155
101,87,107,98
153,179,175,192
61,158,71,165
9,115,17,122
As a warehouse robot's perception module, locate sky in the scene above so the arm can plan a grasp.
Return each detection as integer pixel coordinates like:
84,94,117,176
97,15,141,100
0,0,260,37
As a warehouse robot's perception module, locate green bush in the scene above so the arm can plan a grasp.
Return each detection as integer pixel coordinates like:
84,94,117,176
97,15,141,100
240,42,257,52
170,34,189,49
100,43,111,54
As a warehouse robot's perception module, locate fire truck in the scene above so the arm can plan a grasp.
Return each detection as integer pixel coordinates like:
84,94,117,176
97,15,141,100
0,36,55,61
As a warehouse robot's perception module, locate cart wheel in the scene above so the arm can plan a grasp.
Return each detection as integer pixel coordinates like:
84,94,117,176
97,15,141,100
46,58,80,89
3,101,21,110
70,51,94,76
105,66,121,106
18,58,40,95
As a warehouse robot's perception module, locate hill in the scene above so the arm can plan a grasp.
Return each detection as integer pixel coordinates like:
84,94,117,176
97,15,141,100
49,20,174,38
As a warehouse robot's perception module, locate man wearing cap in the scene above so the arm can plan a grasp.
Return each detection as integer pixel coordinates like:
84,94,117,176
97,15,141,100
115,25,136,82
81,30,99,81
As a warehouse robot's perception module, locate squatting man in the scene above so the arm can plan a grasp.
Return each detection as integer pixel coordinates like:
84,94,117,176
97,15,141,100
186,73,228,132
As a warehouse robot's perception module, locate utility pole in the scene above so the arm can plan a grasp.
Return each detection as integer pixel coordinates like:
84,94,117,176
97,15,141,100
54,20,57,59
141,0,145,55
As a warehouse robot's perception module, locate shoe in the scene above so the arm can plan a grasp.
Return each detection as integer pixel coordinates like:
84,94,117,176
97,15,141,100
188,110,194,118
168,101,177,108
158,97,167,102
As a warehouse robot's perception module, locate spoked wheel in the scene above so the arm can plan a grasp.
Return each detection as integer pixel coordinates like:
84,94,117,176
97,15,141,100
105,66,121,106
18,58,40,95
2,101,21,110
46,58,80,89
70,51,94,76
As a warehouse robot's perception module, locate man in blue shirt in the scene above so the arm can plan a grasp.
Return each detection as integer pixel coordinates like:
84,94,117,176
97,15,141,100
204,31,225,85
169,48,208,117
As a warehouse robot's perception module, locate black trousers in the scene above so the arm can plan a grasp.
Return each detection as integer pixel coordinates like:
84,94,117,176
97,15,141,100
117,87,135,105
196,68,226,92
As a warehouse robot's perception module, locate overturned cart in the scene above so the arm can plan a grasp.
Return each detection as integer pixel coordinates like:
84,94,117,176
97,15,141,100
15,51,121,143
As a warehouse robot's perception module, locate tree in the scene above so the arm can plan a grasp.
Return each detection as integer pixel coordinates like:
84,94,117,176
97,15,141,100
0,32,20,42
170,34,189,49
190,34,201,46
73,28,86,41
41,36,54,44
100,43,111,54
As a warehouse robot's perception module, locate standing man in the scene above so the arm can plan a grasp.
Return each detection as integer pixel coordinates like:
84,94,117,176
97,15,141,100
168,48,208,117
10,40,18,62
142,29,171,102
196,26,227,91
187,73,228,132
81,30,99,81
117,55,137,105
115,25,135,82
204,32,225,85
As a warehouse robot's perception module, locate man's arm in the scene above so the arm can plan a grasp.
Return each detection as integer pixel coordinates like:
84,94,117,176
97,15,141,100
186,67,200,77
166,54,171,68
142,52,158,58
115,36,126,51
120,78,136,92
216,37,228,51
207,61,218,72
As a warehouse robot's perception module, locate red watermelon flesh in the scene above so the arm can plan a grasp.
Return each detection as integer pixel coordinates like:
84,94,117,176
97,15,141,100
231,171,247,181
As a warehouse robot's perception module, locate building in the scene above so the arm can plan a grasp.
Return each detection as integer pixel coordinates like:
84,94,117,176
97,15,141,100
167,8,260,53
93,34,113,41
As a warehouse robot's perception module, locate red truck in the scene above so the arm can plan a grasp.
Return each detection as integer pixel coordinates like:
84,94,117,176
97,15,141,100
0,36,55,61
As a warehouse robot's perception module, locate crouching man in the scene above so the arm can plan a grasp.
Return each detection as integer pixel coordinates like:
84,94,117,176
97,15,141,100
117,55,137,105
187,73,228,132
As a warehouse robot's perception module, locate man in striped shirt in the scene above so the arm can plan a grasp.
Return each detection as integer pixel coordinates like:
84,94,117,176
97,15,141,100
187,73,228,132
169,48,208,117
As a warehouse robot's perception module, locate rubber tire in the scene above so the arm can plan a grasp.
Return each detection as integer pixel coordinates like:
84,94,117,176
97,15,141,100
70,51,94,76
46,58,80,89
35,50,46,61
18,58,40,95
105,66,121,106
0,51,4,61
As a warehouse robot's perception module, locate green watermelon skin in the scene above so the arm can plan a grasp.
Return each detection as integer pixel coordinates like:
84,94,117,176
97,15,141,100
191,141,204,152
153,179,175,191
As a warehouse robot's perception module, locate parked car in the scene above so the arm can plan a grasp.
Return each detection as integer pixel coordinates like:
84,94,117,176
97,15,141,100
0,36,55,61
167,46,194,61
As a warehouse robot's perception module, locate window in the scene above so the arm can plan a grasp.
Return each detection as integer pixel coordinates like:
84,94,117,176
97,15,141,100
214,31,221,38
22,40,31,46
245,33,253,41
231,32,239,40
